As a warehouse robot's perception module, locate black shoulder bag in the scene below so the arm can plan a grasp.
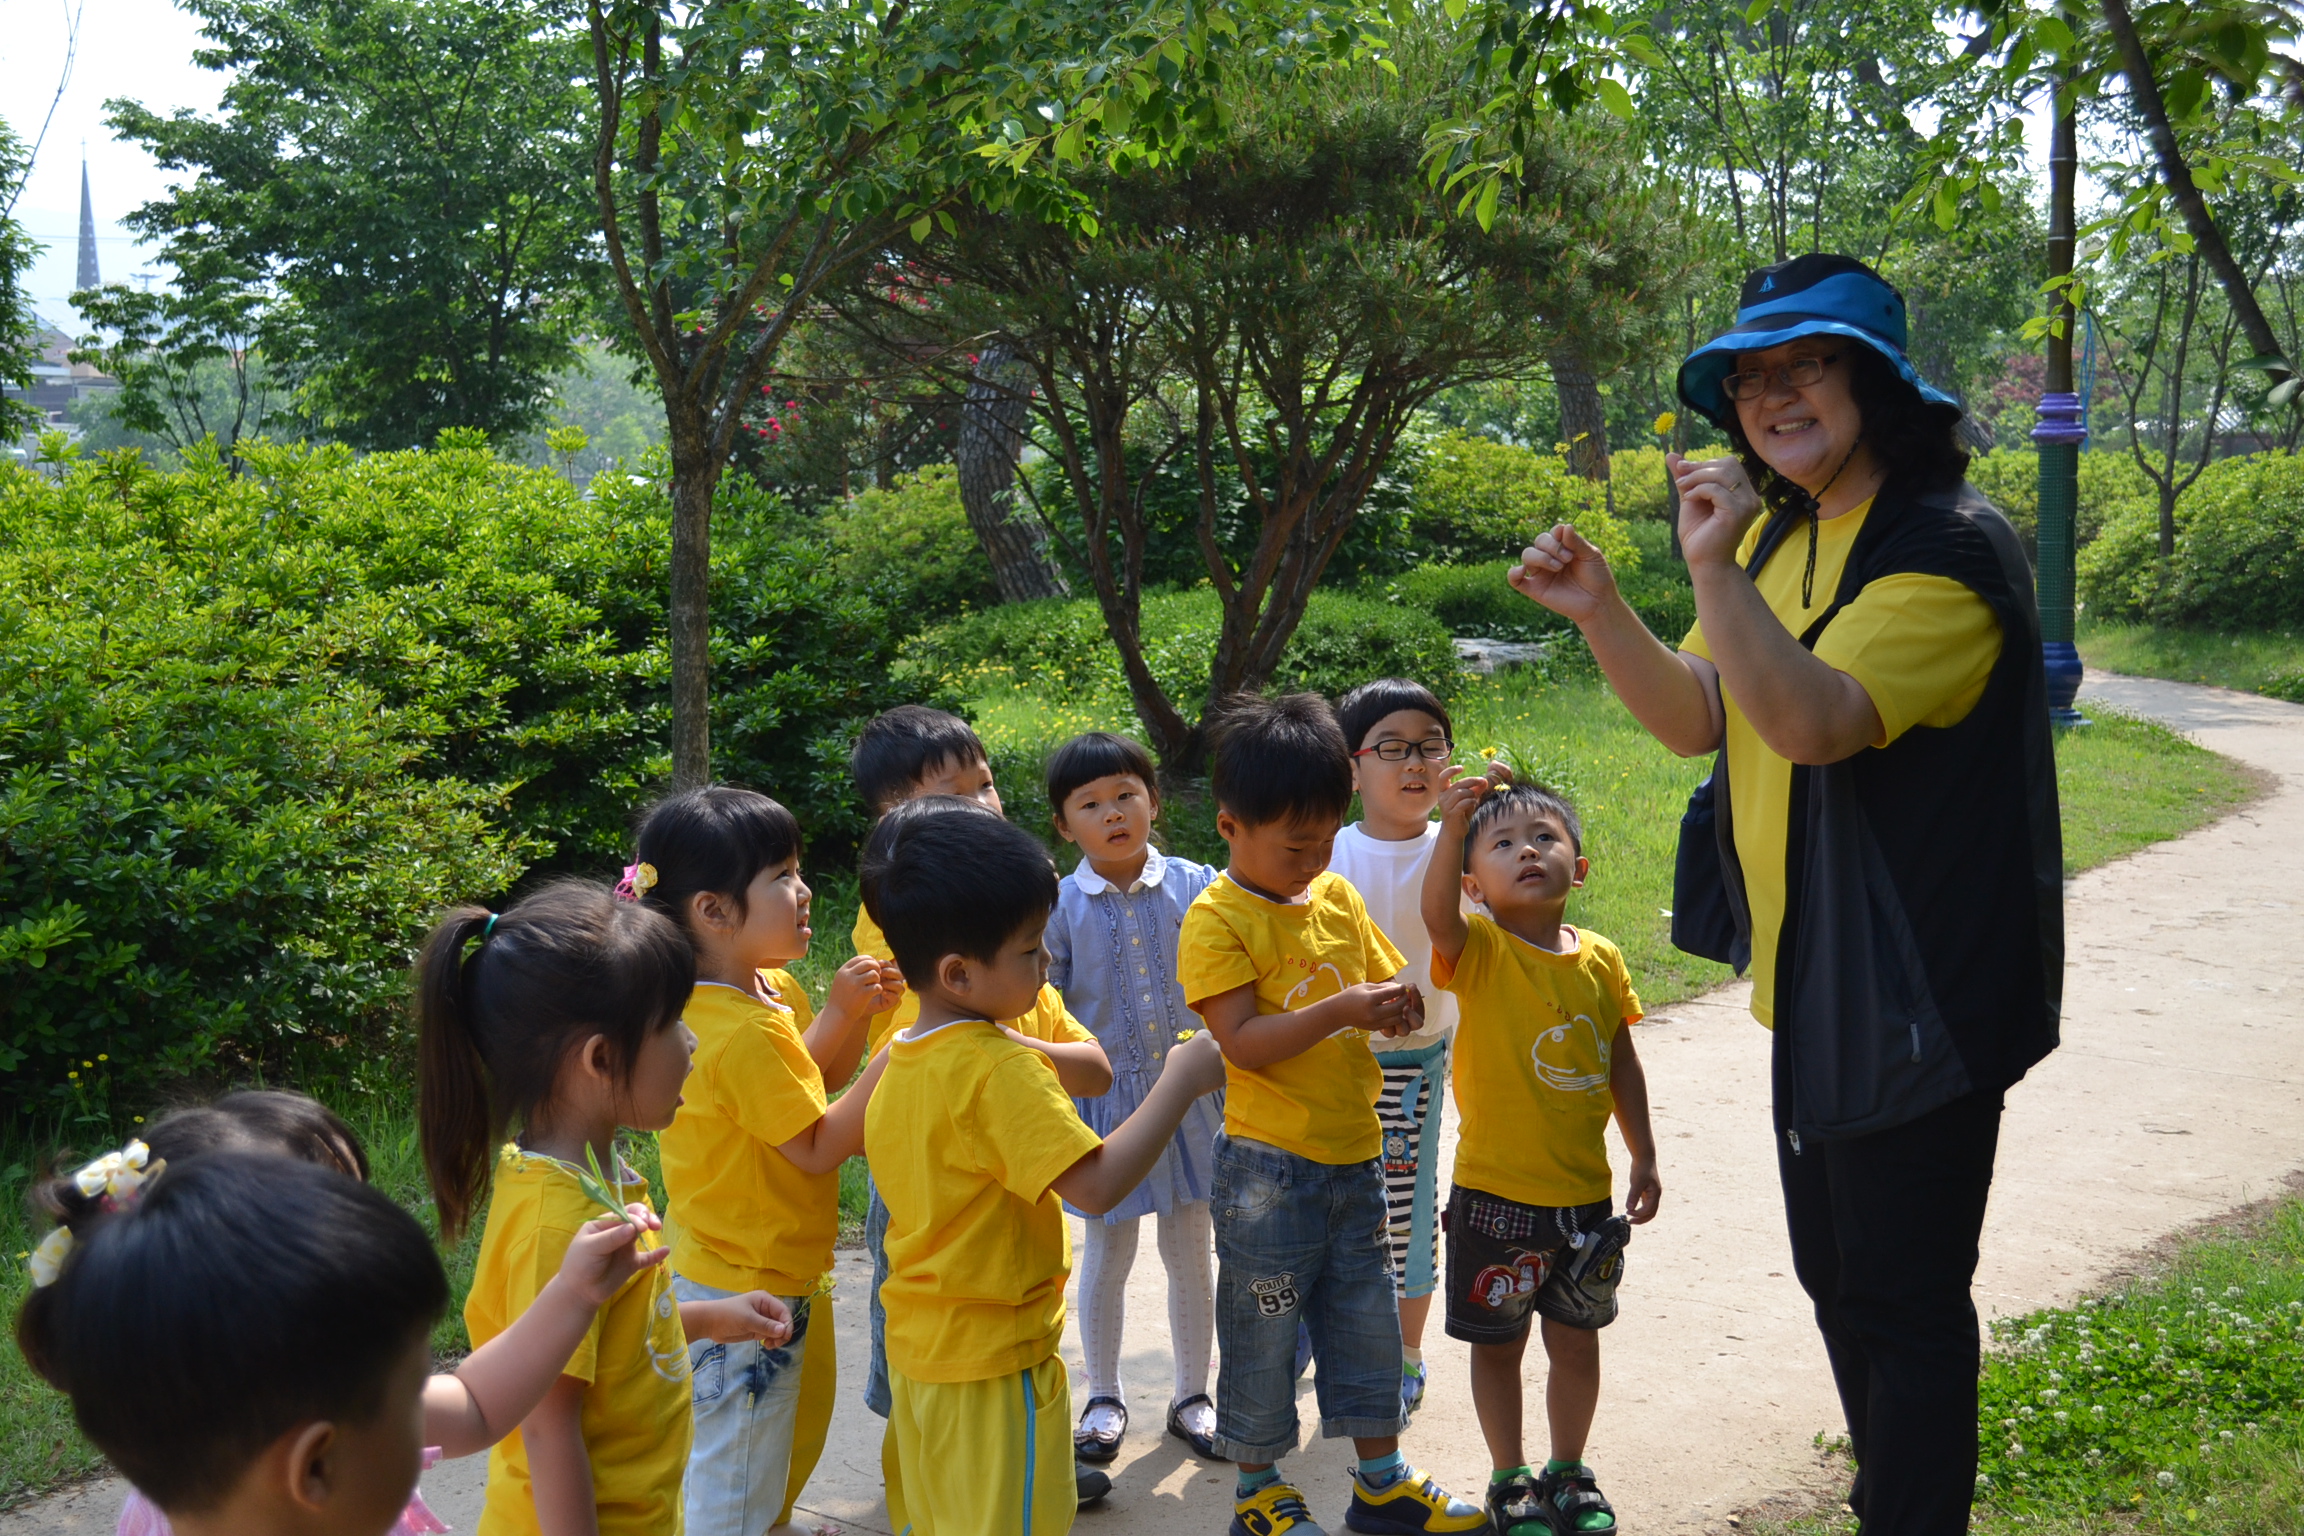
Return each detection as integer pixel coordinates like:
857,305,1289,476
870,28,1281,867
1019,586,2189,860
1668,511,1805,973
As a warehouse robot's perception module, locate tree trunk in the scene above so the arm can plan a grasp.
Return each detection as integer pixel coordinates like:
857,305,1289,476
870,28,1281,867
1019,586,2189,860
956,346,1069,602
2101,0,2295,387
666,430,719,791
1551,346,1612,482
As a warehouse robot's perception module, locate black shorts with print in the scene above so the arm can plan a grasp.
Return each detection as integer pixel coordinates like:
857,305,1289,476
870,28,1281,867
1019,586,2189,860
1442,1185,1628,1344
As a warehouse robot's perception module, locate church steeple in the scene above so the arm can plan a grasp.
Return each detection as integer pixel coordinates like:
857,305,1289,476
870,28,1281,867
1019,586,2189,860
76,157,100,292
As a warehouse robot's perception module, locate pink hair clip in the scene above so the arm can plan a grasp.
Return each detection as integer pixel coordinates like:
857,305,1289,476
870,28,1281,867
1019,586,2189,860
616,862,658,902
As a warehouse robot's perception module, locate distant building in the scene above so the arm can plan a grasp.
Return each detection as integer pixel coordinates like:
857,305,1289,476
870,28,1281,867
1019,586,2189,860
77,159,101,292
6,317,117,425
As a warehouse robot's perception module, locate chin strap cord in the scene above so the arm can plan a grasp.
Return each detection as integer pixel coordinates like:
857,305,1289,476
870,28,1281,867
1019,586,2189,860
1788,438,1865,609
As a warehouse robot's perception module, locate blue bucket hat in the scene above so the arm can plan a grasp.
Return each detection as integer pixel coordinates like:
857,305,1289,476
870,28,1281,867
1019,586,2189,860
1676,254,1961,429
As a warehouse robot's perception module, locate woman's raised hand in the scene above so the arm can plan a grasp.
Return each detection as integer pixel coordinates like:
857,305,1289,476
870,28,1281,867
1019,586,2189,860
1509,522,1618,624
1669,452,1766,569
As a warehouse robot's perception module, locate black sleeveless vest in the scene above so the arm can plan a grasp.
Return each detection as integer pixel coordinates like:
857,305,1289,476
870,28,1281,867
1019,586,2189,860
1758,478,2065,1144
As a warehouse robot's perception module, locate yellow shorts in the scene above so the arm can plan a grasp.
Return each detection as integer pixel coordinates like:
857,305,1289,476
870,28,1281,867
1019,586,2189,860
887,1354,1073,1536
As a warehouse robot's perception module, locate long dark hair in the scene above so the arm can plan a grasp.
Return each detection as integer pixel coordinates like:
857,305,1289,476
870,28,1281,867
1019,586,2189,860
415,881,693,1239
1724,345,1970,523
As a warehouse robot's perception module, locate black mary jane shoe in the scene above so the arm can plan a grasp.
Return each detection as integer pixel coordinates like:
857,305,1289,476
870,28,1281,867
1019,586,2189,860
1073,1394,1127,1465
1165,1393,1219,1458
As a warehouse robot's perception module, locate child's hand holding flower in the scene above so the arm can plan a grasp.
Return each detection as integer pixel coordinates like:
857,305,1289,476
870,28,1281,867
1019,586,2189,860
1436,764,1492,832
562,1208,671,1306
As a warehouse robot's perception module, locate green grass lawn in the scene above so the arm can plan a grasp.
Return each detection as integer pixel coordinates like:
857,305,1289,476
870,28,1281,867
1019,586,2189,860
1748,1193,2304,1536
0,670,2270,1508
2080,619,2304,703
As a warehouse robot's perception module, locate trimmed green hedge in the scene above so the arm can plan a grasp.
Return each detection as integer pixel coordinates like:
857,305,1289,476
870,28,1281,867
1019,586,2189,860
904,587,1461,715
1965,448,2154,561
2079,452,2304,630
0,438,931,1106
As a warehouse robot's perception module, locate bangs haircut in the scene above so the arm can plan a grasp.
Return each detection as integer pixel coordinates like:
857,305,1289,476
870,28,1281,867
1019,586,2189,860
850,705,989,813
1335,678,1453,756
1209,692,1352,829
635,785,804,940
858,794,1003,930
1466,780,1584,863
1045,731,1160,818
416,881,694,1238
872,807,1059,989
16,1154,447,1513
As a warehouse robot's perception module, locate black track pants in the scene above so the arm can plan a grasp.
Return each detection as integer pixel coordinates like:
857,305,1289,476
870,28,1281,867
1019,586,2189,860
1777,1089,2003,1536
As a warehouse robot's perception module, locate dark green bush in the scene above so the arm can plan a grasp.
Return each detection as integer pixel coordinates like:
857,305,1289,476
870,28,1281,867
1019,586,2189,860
2079,452,2304,629
0,439,932,1105
907,587,1460,717
1382,562,1568,641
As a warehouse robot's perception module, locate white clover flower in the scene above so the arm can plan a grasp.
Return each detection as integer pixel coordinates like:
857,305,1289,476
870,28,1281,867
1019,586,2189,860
2054,1411,2069,1423
2157,1471,2177,1488
2092,1405,2107,1416
2083,1449,2104,1469
2224,1286,2242,1298
2041,1388,2060,1403
2219,1430,2235,1443
2003,1419,2019,1430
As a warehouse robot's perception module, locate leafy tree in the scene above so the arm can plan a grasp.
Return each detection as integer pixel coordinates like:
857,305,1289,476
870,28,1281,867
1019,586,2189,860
108,0,601,448
581,0,1355,788
70,259,292,471
0,118,41,439
876,41,1693,768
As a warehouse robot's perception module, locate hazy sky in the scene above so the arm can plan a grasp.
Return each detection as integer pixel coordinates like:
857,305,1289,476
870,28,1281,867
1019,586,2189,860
2,0,220,330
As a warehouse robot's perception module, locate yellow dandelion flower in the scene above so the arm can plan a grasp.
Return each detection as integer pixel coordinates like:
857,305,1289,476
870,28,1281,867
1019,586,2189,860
1654,411,1677,436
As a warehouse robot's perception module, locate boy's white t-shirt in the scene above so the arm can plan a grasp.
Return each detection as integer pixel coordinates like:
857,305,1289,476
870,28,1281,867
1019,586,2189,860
1327,821,1462,1053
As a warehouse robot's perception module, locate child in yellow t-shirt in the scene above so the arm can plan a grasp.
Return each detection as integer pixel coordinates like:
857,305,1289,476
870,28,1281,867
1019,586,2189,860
1176,692,1485,1536
1420,768,1661,1536
633,786,905,1536
416,882,798,1536
863,802,1225,1536
842,706,1116,1520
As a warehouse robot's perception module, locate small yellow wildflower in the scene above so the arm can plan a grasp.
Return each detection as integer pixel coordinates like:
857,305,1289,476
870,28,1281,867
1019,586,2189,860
1653,411,1677,436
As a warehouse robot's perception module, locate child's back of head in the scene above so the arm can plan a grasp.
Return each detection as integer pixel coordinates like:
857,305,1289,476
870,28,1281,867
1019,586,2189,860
856,793,1003,934
1210,692,1353,829
16,1153,446,1519
850,705,991,814
415,880,694,1239
872,804,1059,989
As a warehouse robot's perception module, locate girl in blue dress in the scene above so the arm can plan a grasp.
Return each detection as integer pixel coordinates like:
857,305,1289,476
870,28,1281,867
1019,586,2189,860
1044,731,1225,1467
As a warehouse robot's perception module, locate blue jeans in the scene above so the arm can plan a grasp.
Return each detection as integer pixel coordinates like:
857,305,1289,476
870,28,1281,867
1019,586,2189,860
675,1276,811,1536
863,1179,892,1419
1210,1133,1405,1462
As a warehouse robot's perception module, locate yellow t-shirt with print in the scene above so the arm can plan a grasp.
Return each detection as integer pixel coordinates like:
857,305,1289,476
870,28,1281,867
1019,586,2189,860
866,1018,1104,1383
854,907,1093,1057
1438,915,1644,1209
1177,872,1406,1164
659,972,836,1296
1681,498,2003,1026
466,1145,690,1536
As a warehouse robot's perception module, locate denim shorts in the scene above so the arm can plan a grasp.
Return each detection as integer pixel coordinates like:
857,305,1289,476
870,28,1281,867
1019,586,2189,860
675,1275,813,1536
1210,1133,1406,1461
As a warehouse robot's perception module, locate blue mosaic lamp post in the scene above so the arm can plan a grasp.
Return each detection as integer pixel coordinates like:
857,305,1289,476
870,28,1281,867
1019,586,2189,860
2035,80,2088,726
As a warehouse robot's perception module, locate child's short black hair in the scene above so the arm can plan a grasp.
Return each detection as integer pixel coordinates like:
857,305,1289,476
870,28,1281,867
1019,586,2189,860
416,881,693,1239
858,794,1003,931
872,804,1058,988
1209,693,1353,829
1335,678,1454,755
634,785,804,940
850,706,989,813
16,1154,447,1514
1045,731,1159,819
1466,779,1585,863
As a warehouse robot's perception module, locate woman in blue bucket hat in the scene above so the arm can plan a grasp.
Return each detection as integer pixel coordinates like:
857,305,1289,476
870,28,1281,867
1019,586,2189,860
1508,253,2063,1535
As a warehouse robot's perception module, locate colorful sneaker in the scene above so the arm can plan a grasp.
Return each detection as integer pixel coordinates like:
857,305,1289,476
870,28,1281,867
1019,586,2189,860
1537,1463,1618,1535
1343,1467,1489,1534
1399,1358,1428,1422
1486,1468,1551,1536
1231,1478,1327,1536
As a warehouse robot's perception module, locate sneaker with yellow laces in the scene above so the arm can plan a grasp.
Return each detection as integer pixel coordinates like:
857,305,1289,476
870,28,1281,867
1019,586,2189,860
1343,1463,1488,1534
1230,1477,1327,1536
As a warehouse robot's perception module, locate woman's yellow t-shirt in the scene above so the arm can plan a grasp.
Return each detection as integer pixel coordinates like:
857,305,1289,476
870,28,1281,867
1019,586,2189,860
1681,498,2002,1025
865,1019,1104,1383
1439,916,1644,1209
659,973,836,1296
465,1145,690,1536
853,907,1093,1057
1176,872,1406,1165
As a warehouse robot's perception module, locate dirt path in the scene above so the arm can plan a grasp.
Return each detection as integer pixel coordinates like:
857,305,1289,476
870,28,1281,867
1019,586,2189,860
10,673,2301,1536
